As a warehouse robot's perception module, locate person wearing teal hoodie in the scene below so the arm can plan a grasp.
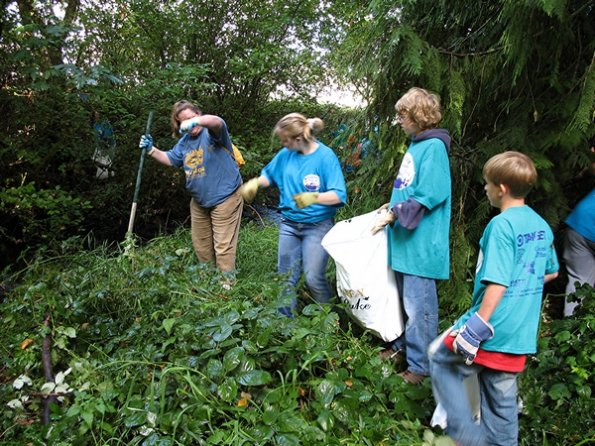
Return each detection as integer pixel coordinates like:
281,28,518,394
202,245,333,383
372,87,451,384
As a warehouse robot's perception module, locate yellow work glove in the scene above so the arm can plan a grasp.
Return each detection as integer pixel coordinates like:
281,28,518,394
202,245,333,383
371,208,396,235
240,178,260,203
293,192,319,209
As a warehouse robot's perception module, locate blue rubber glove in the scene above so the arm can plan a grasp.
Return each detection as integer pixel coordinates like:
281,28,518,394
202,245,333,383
451,312,494,365
139,134,153,151
179,117,201,134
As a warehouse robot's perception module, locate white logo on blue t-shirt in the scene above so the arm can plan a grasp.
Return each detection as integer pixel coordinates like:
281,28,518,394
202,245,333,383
303,174,321,192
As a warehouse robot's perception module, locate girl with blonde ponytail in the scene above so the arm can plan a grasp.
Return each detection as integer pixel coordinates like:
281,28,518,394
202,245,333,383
240,112,347,316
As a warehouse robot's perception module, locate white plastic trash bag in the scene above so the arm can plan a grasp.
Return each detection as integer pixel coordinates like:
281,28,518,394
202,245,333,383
428,331,481,429
322,210,404,341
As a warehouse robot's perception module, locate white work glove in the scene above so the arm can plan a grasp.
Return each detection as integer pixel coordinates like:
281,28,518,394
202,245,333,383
451,312,494,365
179,117,202,134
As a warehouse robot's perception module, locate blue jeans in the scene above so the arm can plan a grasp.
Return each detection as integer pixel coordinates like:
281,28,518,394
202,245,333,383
429,341,519,446
391,272,438,375
277,218,334,313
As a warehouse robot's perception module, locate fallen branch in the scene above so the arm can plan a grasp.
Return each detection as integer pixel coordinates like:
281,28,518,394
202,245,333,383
41,314,58,425
246,203,266,226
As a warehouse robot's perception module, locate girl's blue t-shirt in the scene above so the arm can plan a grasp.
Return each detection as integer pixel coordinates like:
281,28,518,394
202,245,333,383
454,205,559,354
261,142,347,223
387,137,451,279
166,121,241,208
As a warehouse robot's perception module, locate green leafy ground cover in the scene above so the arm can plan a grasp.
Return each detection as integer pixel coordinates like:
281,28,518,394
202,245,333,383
1,222,593,445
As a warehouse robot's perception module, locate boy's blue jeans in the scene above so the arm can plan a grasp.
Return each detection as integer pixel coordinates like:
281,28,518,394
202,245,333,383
391,272,438,375
429,340,519,446
277,218,333,312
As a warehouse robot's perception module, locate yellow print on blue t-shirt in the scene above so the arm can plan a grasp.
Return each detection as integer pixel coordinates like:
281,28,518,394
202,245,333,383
185,147,206,178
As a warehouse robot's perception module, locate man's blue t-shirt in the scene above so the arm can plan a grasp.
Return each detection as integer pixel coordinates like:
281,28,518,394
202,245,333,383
387,136,451,280
566,188,595,242
261,142,347,223
454,205,559,354
167,120,241,208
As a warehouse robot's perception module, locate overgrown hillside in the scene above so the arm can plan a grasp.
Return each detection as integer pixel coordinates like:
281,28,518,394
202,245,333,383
1,222,593,445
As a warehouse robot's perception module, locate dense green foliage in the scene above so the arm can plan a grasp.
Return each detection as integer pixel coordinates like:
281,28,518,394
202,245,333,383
333,0,595,311
520,284,595,444
0,0,357,268
1,1,594,443
1,225,442,445
1,225,593,445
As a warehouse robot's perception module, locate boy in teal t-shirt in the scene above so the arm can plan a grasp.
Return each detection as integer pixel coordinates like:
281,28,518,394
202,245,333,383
429,151,559,446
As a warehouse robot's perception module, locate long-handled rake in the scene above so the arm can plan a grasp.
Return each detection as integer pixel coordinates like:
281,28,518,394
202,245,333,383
127,111,154,236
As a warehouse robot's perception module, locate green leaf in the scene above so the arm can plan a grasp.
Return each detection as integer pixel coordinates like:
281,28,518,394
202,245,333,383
223,347,244,372
216,377,238,402
81,410,94,428
548,383,571,401
124,410,146,428
211,324,233,342
63,327,77,338
206,359,224,379
236,370,272,386
275,433,300,446
554,330,571,342
262,407,278,425
142,433,174,446
316,379,337,407
316,409,334,432
162,318,176,336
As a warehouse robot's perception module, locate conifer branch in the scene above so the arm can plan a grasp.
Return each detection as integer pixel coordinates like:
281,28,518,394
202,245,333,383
438,46,503,58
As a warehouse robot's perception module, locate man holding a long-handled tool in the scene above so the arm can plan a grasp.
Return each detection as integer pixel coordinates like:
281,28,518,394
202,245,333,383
139,100,243,285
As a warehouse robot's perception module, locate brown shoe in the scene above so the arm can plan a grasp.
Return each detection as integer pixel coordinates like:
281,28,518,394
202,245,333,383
398,370,426,385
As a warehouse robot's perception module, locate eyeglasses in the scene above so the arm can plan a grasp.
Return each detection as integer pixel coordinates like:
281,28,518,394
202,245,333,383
395,112,408,123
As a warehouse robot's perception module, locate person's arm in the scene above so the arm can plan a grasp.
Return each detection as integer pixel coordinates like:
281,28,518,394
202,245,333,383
139,134,172,166
476,283,507,322
292,190,343,209
256,175,270,189
180,114,224,138
544,271,559,284
240,175,270,203
146,146,173,166
451,282,504,365
310,191,342,206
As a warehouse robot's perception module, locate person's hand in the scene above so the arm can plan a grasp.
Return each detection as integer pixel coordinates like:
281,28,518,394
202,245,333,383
293,192,319,209
139,134,153,151
371,209,396,235
240,178,260,203
376,202,389,212
179,117,202,134
451,312,494,365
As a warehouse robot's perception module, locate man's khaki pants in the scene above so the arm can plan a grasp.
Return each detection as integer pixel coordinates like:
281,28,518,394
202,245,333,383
190,188,243,272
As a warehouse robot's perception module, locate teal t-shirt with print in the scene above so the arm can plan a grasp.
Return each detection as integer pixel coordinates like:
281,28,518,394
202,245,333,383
387,137,451,279
454,205,559,354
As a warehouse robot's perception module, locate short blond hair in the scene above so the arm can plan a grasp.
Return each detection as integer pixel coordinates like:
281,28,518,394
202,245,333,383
273,113,324,144
395,87,442,130
483,151,538,198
